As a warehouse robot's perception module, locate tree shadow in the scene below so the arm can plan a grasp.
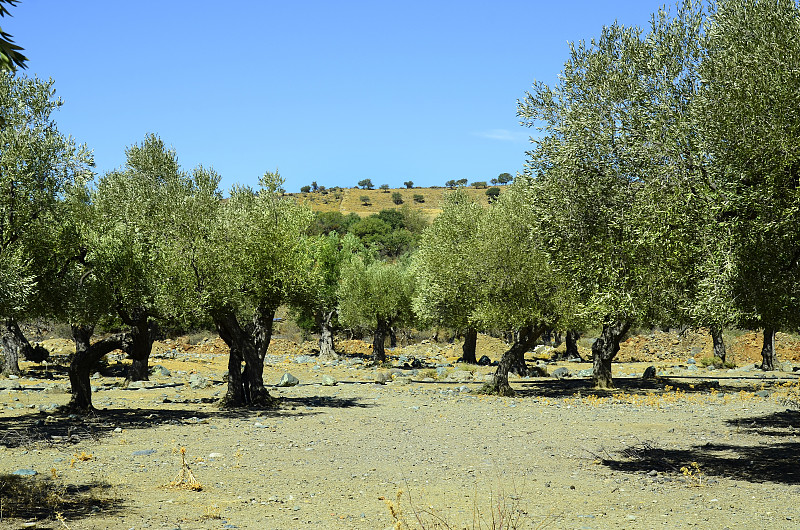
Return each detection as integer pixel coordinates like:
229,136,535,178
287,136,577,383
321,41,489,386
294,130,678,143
725,409,800,437
0,395,374,449
510,376,777,400
599,439,800,485
0,473,125,527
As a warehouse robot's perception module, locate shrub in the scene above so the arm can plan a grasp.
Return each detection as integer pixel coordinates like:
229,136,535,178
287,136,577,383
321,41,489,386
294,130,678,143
413,194,425,203
380,184,390,192
391,192,403,205
486,186,501,202
360,195,371,206
472,181,488,189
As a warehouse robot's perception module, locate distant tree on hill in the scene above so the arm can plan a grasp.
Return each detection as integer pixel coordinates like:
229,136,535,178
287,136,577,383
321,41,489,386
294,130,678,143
380,184,390,192
413,194,425,203
485,187,500,202
472,181,487,189
311,181,319,192
491,178,499,186
392,192,403,205
404,181,414,189
445,180,456,188
360,195,371,206
456,178,468,187
358,179,374,190
300,185,311,193
497,173,513,184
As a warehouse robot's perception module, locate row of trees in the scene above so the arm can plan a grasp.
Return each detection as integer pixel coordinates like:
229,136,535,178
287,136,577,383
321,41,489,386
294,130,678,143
1,0,797,409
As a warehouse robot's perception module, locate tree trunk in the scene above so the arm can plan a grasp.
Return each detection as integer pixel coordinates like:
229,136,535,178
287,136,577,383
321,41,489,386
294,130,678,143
591,321,631,389
761,327,777,371
389,327,397,348
125,314,157,382
317,310,338,361
480,324,545,396
460,327,478,364
2,319,26,376
65,325,129,412
710,326,726,363
373,318,389,363
565,330,581,360
215,306,278,408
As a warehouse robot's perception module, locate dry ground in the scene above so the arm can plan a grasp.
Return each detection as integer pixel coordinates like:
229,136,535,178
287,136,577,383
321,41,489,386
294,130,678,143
1,330,800,529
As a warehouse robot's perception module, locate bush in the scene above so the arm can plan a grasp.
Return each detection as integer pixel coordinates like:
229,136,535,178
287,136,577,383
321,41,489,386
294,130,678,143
300,185,311,193
413,194,425,203
486,187,501,202
391,192,403,205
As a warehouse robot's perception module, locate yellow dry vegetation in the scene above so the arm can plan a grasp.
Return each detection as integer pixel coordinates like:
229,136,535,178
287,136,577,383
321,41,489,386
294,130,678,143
288,186,498,221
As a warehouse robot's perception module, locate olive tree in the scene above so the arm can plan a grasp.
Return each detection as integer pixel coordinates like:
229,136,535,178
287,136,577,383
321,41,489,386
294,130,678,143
338,256,415,363
518,2,705,388
0,73,92,375
697,0,800,370
160,168,313,407
412,189,485,363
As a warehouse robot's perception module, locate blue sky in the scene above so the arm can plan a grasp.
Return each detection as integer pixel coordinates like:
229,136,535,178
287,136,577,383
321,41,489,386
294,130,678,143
10,1,669,193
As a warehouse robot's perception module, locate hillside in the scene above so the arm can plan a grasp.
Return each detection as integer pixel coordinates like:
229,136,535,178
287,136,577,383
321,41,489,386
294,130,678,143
285,185,500,220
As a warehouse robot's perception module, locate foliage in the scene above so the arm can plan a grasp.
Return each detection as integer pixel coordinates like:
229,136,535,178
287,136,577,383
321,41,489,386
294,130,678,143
403,180,414,189
517,1,705,329
358,178,374,190
485,187,500,202
471,181,487,189
380,183,390,192
359,195,371,206
697,0,800,332
300,185,311,193
391,191,403,204
497,173,512,185
413,193,424,203
337,255,415,333
309,211,360,236
412,189,485,330
0,0,26,71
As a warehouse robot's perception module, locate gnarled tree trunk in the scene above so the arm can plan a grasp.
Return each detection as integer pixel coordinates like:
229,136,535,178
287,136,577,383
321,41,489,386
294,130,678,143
372,318,389,363
317,310,338,361
1,319,47,376
460,327,478,364
215,306,278,408
761,327,777,371
121,311,158,382
591,320,631,389
481,324,545,396
566,330,581,360
65,325,129,412
710,326,726,363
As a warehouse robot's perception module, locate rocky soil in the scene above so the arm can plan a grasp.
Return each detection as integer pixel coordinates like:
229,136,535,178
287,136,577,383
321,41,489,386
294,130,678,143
1,330,800,529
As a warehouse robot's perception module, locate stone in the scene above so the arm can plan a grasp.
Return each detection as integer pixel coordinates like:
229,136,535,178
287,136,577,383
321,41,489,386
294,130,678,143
435,367,448,377
551,367,571,379
686,357,696,365
575,368,593,377
0,380,21,390
321,374,337,386
151,365,171,377
127,380,147,389
779,362,794,373
277,373,300,387
294,355,315,364
12,469,36,476
755,389,771,398
642,366,657,380
477,355,492,366
188,374,210,389
373,372,391,385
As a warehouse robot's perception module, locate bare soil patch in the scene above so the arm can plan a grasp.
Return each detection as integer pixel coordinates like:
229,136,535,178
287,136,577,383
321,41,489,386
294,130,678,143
1,332,799,529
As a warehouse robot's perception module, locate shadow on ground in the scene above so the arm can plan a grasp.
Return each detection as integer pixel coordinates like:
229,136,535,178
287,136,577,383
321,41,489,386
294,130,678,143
0,473,124,528
0,395,374,449
509,376,777,399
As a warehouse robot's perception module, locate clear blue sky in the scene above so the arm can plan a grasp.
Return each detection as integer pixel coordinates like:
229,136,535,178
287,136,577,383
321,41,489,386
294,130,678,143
10,1,669,193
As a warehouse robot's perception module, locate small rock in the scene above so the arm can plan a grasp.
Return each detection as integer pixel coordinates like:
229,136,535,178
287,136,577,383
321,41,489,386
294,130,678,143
575,368,593,377
642,366,657,380
551,367,571,379
188,374,210,389
477,355,492,366
373,372,391,385
755,389,771,398
294,355,314,364
686,358,696,365
321,374,337,386
277,373,300,387
151,365,171,377
127,380,147,389
12,469,36,476
113,427,123,433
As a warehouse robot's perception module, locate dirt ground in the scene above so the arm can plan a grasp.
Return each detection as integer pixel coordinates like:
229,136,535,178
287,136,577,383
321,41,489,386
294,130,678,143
1,330,800,529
